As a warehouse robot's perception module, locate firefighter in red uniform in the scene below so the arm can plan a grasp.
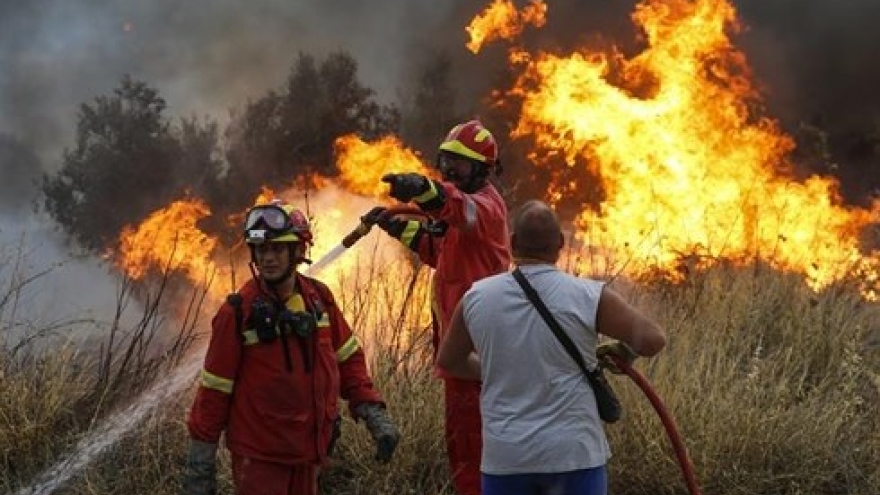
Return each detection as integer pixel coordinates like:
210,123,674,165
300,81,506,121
183,200,400,495
363,120,511,495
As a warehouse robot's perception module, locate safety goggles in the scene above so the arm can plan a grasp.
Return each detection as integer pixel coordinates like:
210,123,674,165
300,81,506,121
437,151,475,181
245,205,291,232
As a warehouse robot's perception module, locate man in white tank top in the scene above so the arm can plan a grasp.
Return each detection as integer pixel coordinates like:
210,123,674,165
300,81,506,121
437,200,667,495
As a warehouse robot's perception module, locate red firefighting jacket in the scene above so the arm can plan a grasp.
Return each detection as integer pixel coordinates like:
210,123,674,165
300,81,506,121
186,272,383,465
398,180,511,369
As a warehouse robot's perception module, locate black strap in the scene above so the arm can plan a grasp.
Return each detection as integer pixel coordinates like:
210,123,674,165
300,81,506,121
512,267,600,385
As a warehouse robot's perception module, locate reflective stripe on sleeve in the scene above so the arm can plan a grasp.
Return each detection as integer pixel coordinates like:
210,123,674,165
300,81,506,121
414,180,440,204
399,220,422,248
463,196,477,231
200,369,234,394
336,335,360,362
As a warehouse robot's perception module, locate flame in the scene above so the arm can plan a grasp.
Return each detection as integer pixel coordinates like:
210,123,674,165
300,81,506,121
466,0,547,54
334,134,435,197
117,199,219,283
476,0,880,292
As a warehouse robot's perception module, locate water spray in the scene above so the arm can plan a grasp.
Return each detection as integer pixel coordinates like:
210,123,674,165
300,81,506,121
14,358,202,495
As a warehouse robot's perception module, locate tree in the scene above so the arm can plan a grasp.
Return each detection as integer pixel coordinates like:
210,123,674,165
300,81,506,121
41,76,223,252
400,51,461,160
223,50,400,211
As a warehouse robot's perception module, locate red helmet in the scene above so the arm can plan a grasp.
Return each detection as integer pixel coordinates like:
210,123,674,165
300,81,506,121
243,201,313,245
438,120,498,167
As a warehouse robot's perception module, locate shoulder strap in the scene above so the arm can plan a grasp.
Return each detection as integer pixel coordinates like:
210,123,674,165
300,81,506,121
511,267,595,380
226,292,245,342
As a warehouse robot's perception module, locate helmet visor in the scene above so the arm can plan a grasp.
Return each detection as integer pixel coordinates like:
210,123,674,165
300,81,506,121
245,205,290,231
244,205,303,244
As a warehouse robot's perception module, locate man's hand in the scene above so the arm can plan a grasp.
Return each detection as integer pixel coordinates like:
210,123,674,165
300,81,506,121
597,341,639,374
355,403,401,463
382,173,429,203
182,439,217,495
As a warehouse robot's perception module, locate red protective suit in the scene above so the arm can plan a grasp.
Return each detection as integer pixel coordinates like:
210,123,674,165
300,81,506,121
187,272,383,493
398,179,510,495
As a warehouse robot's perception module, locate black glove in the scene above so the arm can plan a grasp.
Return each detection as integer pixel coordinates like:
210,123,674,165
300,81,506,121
361,206,391,228
382,173,430,203
182,439,217,495
361,206,409,239
355,403,401,463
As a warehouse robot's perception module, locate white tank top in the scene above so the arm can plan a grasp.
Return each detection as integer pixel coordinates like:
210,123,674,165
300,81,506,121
462,264,611,474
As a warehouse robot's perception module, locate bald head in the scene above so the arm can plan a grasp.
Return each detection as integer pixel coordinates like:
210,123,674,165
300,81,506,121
511,200,564,262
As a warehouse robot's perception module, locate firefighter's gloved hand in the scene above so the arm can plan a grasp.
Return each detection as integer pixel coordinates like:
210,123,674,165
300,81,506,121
355,403,401,463
361,206,408,239
382,173,429,203
597,341,639,375
361,206,390,227
182,439,217,495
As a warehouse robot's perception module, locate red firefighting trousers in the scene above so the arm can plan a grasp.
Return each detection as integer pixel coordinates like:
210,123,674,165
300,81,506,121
231,454,318,495
444,376,482,495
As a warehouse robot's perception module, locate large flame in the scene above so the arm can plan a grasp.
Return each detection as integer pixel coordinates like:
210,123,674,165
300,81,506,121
334,134,435,197
473,0,880,292
466,0,547,54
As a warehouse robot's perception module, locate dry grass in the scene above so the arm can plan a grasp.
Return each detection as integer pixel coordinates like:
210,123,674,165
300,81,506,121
2,248,879,495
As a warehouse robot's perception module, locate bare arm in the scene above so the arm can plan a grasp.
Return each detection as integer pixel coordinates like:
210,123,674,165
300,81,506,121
596,286,667,357
436,301,481,380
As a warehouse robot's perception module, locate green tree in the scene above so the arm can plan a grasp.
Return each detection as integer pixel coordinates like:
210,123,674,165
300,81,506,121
41,76,223,252
223,51,399,212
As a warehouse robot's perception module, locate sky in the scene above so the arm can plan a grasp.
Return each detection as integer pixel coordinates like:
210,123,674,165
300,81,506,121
1,0,880,334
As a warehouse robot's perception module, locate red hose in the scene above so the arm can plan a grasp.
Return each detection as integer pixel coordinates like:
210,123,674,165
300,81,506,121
608,354,702,495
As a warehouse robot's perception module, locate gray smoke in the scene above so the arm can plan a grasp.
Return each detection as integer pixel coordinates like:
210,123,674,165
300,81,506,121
0,0,475,169
3,0,880,174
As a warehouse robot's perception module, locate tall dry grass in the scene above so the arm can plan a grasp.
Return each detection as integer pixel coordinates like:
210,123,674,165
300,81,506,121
2,245,879,494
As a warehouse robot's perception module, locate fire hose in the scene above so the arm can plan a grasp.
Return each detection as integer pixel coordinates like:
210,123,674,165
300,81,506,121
605,354,702,495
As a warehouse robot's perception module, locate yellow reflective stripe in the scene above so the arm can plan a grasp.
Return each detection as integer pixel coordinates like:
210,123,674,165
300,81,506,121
241,330,260,345
316,313,330,328
414,180,440,203
399,220,421,247
439,140,486,162
337,335,360,362
200,369,234,394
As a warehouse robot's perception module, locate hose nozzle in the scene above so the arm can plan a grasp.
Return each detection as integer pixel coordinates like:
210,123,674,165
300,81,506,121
341,221,373,248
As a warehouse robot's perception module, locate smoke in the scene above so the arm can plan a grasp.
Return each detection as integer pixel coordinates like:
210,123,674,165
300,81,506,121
734,0,880,128
0,212,141,349
0,0,476,170
2,0,879,171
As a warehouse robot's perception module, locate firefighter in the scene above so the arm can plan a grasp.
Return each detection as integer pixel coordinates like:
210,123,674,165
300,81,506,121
183,200,400,495
363,120,511,495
